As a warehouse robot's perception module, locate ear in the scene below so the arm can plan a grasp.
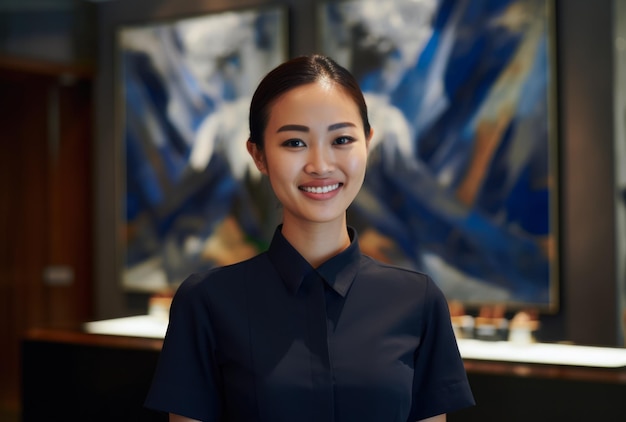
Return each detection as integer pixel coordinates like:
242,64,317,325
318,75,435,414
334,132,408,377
247,139,268,175
365,128,374,152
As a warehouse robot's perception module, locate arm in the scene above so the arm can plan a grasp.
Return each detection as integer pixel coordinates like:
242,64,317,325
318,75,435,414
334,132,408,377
418,414,446,422
145,275,223,420
170,414,200,422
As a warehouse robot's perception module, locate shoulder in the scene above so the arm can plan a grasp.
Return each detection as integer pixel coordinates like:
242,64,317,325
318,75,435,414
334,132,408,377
355,255,451,333
359,254,437,294
173,253,270,304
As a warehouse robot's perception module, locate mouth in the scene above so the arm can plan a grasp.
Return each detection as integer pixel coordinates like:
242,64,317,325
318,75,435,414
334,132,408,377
299,183,342,194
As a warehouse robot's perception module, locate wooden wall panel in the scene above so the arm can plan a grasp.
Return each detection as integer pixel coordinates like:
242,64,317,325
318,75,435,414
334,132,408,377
0,72,49,408
0,63,94,414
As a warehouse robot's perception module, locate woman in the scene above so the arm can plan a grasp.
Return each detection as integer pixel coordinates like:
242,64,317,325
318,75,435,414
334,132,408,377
145,55,474,422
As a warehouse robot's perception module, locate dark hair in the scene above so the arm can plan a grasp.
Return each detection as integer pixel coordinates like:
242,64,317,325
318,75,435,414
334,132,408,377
248,54,371,148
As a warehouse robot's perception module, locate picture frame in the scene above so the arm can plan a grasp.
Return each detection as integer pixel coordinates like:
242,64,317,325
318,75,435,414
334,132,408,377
615,0,626,344
318,0,559,310
117,6,288,292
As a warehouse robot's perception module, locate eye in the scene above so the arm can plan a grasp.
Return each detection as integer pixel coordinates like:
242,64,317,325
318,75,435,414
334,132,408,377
282,138,306,148
333,136,356,145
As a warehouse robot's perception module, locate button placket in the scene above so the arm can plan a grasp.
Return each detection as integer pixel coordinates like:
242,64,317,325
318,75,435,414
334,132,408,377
302,272,335,422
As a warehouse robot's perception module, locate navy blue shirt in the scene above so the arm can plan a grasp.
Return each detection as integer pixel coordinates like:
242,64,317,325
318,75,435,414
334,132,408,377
145,226,474,421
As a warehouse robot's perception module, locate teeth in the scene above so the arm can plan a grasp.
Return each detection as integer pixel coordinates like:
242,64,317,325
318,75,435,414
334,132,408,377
301,183,340,194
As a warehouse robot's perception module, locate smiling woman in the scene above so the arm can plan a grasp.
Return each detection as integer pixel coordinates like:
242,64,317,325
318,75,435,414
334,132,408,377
144,55,474,422
247,78,370,252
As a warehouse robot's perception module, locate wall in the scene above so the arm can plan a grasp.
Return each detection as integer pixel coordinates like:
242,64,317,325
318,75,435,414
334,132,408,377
547,0,618,345
94,0,621,345
0,0,95,64
614,1,626,345
0,2,98,414
0,60,94,417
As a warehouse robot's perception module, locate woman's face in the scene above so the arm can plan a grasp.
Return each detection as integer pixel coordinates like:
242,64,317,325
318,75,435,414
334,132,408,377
249,80,371,228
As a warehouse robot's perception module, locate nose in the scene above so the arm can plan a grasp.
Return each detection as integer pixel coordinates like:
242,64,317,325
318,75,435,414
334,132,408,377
304,145,334,175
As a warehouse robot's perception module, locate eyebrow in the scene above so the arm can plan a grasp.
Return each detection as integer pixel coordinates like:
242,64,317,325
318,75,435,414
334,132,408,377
276,122,357,133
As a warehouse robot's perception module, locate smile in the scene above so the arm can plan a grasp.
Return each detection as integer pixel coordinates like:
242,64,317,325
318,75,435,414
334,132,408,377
299,183,341,194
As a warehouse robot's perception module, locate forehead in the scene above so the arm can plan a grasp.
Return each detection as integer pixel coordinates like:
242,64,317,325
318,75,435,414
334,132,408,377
267,81,361,124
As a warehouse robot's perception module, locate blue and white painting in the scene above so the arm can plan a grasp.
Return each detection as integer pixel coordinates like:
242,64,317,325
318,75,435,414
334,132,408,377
320,0,557,308
120,8,286,291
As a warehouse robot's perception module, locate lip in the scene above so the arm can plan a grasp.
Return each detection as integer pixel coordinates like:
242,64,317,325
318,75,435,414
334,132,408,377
298,182,343,199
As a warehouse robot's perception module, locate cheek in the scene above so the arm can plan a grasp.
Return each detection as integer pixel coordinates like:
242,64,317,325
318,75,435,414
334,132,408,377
346,152,368,182
264,156,292,187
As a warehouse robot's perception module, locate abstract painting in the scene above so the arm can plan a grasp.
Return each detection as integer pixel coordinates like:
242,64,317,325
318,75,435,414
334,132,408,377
319,0,558,309
118,7,287,291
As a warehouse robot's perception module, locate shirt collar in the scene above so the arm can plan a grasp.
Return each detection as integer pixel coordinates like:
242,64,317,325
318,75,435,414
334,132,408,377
267,225,361,297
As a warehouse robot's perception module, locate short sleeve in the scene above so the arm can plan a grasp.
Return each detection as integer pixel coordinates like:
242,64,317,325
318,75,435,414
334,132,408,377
409,277,475,420
144,273,223,420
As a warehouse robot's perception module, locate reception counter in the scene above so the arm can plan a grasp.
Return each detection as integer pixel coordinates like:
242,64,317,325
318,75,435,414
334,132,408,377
22,316,626,421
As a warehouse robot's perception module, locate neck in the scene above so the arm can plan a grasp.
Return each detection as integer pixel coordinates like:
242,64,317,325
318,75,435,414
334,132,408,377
280,217,351,268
